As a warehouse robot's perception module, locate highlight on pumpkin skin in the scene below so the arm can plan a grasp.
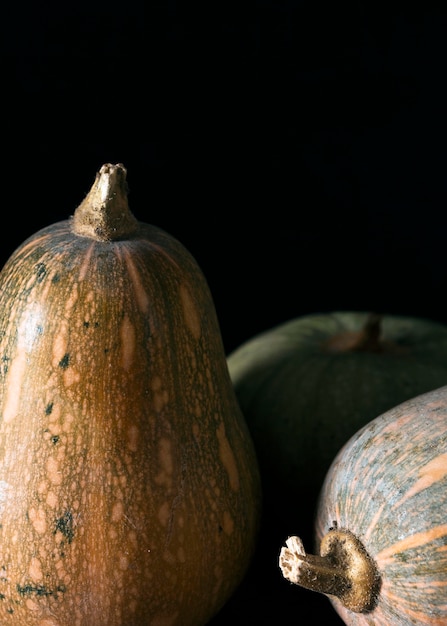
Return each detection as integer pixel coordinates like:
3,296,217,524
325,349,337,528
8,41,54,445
279,528,381,613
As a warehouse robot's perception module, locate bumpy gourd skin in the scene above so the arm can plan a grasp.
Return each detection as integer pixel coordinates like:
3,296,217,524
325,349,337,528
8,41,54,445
0,165,262,626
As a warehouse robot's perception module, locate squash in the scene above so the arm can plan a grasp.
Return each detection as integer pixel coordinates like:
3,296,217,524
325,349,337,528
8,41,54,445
279,384,447,625
227,311,447,546
0,163,262,626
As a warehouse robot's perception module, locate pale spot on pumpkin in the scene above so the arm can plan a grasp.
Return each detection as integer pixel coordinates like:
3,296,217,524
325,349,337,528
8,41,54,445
154,438,173,487
119,474,128,488
151,376,169,413
54,530,64,544
52,320,69,367
194,400,202,418
111,500,124,523
29,556,43,580
55,558,67,579
63,367,81,387
26,598,40,611
64,283,79,317
63,412,75,430
127,424,139,451
39,619,61,626
222,510,234,535
128,529,138,548
158,501,170,526
47,456,62,485
154,389,169,413
28,507,47,534
46,491,58,508
120,315,136,371
150,376,162,391
48,402,62,423
119,554,130,570
37,480,47,494
216,422,240,491
180,284,201,340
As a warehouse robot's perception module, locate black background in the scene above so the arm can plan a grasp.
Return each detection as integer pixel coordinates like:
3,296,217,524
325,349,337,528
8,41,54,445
4,1,447,356
3,2,447,623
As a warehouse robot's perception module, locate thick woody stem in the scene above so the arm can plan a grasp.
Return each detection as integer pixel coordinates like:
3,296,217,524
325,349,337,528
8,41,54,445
351,312,383,352
323,313,384,353
279,530,380,613
71,163,139,241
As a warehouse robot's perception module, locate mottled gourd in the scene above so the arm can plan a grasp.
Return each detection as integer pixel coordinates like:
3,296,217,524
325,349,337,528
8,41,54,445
0,164,262,626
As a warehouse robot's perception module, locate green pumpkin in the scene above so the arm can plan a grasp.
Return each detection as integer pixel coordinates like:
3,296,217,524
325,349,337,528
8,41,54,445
227,311,447,547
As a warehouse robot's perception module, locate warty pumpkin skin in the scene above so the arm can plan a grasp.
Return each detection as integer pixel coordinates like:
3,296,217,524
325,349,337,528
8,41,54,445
0,164,262,626
227,311,447,547
279,384,447,625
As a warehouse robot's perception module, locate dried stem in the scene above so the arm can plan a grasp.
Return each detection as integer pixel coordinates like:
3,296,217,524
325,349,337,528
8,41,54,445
71,163,139,241
352,312,383,352
279,529,380,613
323,312,384,353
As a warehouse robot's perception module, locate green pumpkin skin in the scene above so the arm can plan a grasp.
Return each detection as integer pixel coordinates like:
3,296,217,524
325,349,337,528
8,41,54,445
0,164,262,626
227,311,447,544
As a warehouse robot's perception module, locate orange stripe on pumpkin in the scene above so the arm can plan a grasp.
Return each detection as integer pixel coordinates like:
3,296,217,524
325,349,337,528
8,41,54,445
123,249,150,314
78,242,95,281
363,500,387,543
376,524,447,563
393,453,447,510
380,587,446,625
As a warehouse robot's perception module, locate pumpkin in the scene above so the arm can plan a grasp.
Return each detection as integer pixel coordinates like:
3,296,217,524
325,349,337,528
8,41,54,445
227,311,447,547
279,384,447,625
0,163,262,626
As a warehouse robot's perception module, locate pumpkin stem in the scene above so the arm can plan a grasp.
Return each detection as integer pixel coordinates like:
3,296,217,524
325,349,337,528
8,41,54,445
351,312,383,352
323,312,385,353
279,530,380,613
71,163,139,241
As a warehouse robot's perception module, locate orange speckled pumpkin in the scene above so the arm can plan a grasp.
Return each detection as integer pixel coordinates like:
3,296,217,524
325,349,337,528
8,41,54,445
279,384,447,625
0,164,262,626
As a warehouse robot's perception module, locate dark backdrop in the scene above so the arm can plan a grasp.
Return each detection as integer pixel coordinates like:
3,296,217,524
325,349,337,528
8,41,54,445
3,2,447,623
4,2,447,355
